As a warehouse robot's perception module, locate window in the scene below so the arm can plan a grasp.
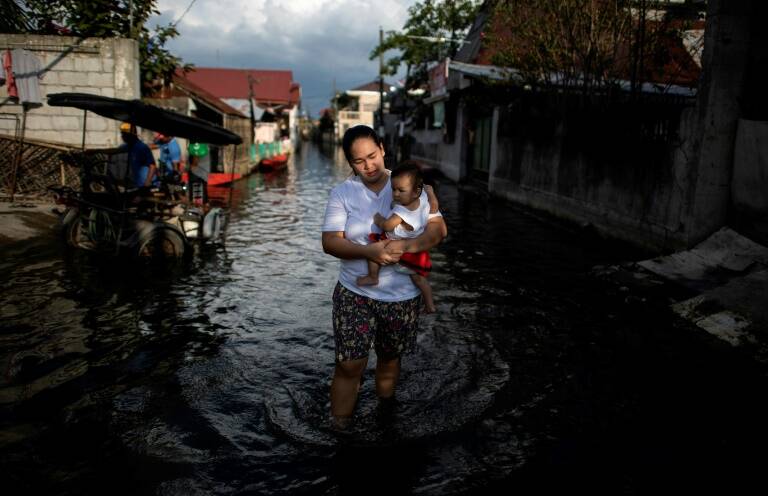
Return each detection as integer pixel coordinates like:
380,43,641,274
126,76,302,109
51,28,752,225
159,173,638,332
432,101,445,128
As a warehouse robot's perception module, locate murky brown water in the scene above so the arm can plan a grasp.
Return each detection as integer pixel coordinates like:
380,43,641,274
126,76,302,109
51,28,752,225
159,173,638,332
2,143,768,495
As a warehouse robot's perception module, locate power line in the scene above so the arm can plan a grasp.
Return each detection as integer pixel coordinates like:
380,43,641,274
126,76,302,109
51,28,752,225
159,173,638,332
171,0,198,28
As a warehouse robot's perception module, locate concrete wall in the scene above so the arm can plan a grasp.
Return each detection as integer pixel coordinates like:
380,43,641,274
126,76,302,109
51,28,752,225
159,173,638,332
411,103,466,182
0,34,139,147
732,119,768,212
337,110,375,139
357,93,380,113
682,0,754,246
731,119,768,244
484,99,699,251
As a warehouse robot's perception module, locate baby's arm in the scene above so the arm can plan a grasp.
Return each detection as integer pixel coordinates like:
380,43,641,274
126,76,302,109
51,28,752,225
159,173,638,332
424,185,439,214
374,212,405,232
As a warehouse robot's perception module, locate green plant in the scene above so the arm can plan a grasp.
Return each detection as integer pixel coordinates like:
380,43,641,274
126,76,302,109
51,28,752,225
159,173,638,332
370,0,481,90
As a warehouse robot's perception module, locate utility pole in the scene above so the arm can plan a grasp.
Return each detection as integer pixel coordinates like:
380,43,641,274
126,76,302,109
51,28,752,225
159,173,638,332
379,26,385,136
129,0,134,37
248,72,258,157
332,77,337,142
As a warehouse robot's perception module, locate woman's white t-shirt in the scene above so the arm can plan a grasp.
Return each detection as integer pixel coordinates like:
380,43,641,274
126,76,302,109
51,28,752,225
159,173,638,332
322,174,439,302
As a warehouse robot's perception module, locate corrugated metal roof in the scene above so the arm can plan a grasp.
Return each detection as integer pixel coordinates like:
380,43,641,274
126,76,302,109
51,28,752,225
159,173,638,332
448,60,519,81
171,71,247,117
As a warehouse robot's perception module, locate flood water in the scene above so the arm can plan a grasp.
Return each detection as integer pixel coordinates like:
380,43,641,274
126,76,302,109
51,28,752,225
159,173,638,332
2,143,768,495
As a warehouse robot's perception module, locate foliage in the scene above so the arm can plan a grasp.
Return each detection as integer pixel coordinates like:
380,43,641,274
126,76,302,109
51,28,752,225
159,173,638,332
24,0,156,37
370,0,481,89
334,92,354,111
487,0,695,94
318,111,335,131
0,0,33,33
138,23,193,95
13,1,190,95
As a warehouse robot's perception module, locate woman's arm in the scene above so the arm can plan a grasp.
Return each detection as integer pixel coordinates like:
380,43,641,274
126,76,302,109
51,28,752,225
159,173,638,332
322,231,403,265
384,216,447,255
424,185,439,214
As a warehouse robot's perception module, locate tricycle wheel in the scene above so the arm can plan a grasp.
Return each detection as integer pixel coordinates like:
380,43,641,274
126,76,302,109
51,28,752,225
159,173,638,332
134,225,186,260
62,209,92,249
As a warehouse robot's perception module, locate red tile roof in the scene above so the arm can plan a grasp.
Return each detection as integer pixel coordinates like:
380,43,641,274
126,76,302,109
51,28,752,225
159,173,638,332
184,67,301,107
350,80,383,92
290,82,301,105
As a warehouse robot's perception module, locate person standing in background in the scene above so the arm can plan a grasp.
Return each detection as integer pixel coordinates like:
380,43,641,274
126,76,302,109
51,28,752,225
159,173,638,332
154,133,183,182
119,122,157,189
187,142,210,206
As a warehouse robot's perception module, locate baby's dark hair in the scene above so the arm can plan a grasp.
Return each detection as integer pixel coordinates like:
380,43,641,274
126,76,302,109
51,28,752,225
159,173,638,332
391,160,424,194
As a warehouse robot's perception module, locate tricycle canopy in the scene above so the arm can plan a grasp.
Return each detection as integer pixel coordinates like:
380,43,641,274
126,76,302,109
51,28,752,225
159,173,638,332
47,92,243,146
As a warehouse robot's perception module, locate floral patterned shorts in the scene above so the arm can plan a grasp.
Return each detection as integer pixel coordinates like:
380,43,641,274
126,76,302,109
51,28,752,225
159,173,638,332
332,282,421,363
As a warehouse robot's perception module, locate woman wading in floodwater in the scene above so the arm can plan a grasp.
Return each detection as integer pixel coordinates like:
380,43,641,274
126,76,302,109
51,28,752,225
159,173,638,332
321,125,447,427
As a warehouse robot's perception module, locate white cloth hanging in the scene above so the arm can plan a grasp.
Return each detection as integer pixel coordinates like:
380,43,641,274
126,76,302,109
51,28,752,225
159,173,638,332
11,49,44,107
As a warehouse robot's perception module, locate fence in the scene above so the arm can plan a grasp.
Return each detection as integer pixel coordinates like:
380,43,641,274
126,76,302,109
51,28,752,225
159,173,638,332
0,134,80,200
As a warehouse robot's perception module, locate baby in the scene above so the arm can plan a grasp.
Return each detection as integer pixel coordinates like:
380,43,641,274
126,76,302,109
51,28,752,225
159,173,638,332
357,162,439,313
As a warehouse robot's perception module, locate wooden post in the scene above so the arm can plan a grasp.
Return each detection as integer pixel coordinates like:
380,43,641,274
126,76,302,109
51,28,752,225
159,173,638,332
228,144,237,209
81,109,87,149
9,105,28,203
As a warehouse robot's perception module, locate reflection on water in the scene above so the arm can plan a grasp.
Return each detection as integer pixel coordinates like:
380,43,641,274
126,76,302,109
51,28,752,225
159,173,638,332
2,143,768,495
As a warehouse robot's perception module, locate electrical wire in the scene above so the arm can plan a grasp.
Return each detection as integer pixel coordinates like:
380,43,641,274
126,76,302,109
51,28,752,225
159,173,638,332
171,0,199,27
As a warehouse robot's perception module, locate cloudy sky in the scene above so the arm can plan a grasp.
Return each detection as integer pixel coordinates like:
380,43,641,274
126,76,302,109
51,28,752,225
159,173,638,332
151,0,417,116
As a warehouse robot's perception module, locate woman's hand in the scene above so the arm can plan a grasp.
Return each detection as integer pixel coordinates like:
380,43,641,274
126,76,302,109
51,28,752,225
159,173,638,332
367,240,402,265
398,217,447,253
383,239,406,260
373,212,386,228
321,231,408,264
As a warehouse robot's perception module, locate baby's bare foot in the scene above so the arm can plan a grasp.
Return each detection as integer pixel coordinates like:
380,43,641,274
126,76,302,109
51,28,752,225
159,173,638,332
357,275,379,286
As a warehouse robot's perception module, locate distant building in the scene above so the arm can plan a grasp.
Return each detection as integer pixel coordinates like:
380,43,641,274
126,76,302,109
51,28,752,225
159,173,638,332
146,70,252,175
334,80,393,140
183,67,302,146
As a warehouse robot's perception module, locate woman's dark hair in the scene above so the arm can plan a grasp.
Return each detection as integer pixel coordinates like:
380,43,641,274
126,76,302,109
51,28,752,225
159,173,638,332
391,160,424,194
341,125,383,162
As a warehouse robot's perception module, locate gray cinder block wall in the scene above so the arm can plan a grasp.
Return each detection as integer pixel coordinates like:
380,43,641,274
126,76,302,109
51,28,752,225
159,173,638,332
0,34,139,147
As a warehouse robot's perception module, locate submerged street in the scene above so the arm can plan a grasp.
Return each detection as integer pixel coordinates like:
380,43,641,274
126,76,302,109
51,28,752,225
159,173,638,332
2,143,768,495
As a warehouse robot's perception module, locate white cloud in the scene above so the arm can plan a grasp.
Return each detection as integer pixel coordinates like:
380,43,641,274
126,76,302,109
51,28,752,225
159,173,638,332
154,0,417,114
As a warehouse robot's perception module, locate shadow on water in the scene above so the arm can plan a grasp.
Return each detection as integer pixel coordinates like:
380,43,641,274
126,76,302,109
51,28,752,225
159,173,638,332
2,143,768,495
0,239,232,493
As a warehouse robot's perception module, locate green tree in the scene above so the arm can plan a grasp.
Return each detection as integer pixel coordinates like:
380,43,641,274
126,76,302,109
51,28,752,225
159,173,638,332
138,23,191,94
0,0,33,32
24,0,155,37
370,0,481,90
16,1,190,95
